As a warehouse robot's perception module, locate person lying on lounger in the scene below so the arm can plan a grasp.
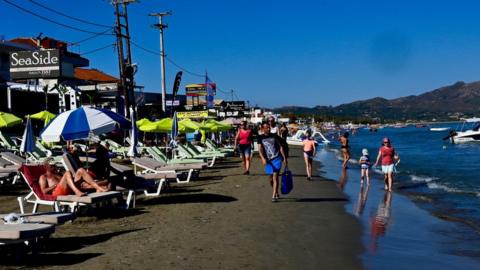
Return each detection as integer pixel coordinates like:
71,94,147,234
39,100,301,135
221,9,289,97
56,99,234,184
39,161,108,197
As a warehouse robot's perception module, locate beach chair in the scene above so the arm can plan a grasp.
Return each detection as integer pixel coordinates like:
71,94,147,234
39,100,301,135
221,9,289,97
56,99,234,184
0,212,75,225
177,144,219,167
0,223,55,255
0,131,19,152
17,164,122,214
0,153,23,184
146,147,207,166
104,138,128,157
132,157,200,184
205,139,235,154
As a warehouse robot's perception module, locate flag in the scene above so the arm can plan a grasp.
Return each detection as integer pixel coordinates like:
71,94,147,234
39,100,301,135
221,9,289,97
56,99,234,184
170,111,178,148
172,71,183,100
206,74,214,109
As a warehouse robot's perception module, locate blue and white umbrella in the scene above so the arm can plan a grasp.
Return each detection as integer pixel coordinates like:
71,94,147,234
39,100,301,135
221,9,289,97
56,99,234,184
170,112,178,148
41,106,130,143
20,116,35,156
127,107,138,157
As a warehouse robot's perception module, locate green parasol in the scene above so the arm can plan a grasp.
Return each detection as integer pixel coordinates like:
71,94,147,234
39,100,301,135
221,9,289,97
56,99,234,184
0,112,22,128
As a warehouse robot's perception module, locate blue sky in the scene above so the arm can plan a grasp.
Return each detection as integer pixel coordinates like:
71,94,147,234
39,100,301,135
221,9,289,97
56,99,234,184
3,0,480,108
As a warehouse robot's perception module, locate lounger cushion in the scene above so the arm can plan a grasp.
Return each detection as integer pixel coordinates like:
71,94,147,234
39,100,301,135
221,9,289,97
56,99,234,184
0,223,54,240
57,191,122,204
0,212,75,225
19,165,56,201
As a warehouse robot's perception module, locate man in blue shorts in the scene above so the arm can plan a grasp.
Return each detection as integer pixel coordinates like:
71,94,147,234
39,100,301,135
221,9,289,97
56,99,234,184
257,121,288,202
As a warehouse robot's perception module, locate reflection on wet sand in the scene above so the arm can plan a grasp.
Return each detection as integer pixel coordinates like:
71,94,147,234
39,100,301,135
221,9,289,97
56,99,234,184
354,184,370,217
338,168,348,190
370,192,393,253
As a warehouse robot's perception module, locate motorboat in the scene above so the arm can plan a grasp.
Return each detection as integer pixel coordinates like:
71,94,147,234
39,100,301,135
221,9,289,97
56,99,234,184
287,129,331,146
430,127,449,132
445,118,480,143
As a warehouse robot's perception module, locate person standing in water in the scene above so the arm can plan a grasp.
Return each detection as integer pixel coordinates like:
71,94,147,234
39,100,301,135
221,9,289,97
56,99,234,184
257,122,288,202
234,121,254,175
339,132,350,168
374,137,399,192
359,148,371,185
303,130,316,180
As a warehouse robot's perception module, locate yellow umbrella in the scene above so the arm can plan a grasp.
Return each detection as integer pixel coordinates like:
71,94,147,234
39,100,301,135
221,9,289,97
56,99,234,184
136,118,153,127
179,119,203,133
29,110,56,126
0,112,22,128
138,118,172,133
203,119,233,132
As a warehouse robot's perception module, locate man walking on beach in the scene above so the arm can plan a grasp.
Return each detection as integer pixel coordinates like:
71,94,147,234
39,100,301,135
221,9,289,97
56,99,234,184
257,122,288,202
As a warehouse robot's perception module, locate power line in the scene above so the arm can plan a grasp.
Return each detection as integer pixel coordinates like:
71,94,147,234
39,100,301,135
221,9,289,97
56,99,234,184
28,0,112,29
130,40,205,77
70,28,114,45
80,43,116,55
2,0,114,35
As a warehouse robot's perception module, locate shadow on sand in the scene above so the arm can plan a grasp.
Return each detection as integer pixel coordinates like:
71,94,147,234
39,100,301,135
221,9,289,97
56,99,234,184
0,228,146,267
142,193,237,205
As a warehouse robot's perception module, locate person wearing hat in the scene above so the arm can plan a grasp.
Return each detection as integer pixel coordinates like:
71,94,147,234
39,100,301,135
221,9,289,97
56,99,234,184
374,137,399,192
359,148,371,185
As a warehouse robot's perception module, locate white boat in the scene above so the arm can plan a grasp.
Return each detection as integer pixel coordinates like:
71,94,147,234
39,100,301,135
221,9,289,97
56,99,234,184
430,127,449,132
287,129,330,146
448,118,480,143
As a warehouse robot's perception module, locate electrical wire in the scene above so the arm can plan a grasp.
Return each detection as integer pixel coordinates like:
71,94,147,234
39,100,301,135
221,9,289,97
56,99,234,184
69,28,114,46
130,40,205,77
2,0,113,35
28,0,112,29
80,43,116,55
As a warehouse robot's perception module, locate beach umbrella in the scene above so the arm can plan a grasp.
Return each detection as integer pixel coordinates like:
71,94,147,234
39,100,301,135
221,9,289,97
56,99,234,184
170,112,178,148
136,118,153,127
203,119,233,132
0,112,22,128
127,107,138,157
179,119,202,133
19,117,35,161
40,106,131,143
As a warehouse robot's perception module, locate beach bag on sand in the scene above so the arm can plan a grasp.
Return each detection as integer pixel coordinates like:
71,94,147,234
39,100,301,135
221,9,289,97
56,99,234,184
281,168,293,194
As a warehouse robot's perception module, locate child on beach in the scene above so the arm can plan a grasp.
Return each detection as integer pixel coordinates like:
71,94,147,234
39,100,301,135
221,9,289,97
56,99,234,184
303,130,316,180
359,148,371,185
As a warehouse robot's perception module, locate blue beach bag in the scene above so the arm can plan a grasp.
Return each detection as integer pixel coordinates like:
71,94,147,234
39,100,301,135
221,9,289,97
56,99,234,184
281,167,293,194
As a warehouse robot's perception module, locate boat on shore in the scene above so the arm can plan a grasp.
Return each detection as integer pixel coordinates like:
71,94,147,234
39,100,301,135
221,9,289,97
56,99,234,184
287,129,330,146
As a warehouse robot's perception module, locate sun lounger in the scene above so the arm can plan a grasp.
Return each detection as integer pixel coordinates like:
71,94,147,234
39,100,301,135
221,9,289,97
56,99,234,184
205,139,235,154
146,147,208,166
0,131,19,152
177,144,219,167
132,157,200,184
0,223,55,247
17,165,123,214
0,154,22,184
0,212,75,225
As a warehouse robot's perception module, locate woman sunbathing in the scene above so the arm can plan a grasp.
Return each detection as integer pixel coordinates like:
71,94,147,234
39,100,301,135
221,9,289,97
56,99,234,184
39,162,108,197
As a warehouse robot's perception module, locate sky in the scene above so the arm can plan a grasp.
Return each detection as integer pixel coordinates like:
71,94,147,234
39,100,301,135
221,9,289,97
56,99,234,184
2,0,480,108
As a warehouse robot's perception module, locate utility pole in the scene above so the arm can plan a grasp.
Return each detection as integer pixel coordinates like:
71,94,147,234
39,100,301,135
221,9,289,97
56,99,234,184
112,0,136,118
150,11,171,113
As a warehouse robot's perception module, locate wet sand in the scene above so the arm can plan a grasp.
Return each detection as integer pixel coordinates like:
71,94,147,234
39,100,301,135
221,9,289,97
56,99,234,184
0,147,362,269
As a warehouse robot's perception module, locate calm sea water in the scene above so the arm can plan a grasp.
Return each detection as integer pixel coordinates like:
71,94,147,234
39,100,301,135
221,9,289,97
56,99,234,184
329,124,480,229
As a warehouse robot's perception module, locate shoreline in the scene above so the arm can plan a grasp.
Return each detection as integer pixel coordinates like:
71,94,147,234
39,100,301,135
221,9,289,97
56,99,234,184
315,147,480,268
0,147,363,269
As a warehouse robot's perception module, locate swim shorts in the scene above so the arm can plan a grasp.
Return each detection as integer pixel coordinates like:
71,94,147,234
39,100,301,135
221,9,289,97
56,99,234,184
265,156,283,175
52,184,70,196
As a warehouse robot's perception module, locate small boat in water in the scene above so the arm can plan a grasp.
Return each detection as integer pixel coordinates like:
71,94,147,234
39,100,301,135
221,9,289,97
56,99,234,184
444,118,480,143
287,129,330,146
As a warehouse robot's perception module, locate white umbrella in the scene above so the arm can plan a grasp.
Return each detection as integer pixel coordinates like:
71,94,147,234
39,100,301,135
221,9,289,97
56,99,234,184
41,106,130,142
127,107,138,157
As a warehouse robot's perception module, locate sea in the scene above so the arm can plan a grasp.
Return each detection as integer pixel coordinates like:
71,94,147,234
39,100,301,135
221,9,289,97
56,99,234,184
315,124,480,268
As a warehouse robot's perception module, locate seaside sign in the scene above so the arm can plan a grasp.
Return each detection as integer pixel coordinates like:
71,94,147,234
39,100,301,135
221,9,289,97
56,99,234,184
9,49,61,79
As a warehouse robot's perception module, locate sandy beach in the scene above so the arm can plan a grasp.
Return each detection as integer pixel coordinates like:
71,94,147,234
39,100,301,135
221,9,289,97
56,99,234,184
0,147,362,269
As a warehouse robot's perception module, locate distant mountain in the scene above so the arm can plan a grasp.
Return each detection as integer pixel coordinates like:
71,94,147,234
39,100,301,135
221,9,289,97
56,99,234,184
274,81,480,121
